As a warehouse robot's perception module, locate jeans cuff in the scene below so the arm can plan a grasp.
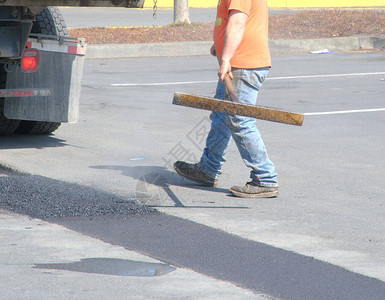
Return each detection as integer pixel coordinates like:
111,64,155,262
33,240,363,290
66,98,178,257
252,178,278,188
197,161,219,180
259,183,279,188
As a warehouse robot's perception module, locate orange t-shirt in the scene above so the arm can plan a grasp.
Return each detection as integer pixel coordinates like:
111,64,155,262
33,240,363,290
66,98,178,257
214,0,271,69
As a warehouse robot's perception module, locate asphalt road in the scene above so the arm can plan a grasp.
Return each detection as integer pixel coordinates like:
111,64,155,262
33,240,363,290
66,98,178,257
60,7,295,27
60,7,216,27
1,52,385,298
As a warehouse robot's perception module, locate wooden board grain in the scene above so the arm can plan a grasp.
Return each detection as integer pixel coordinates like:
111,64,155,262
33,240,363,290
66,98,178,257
173,92,304,126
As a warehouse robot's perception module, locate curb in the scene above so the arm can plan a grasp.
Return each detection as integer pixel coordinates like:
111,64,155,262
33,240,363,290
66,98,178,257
85,36,385,59
269,36,385,53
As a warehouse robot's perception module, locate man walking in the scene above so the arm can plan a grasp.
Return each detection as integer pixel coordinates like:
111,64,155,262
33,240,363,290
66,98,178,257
174,0,278,198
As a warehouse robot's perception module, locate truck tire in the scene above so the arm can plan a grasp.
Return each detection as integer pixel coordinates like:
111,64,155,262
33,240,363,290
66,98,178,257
0,101,21,135
16,6,67,135
0,66,21,135
15,120,61,135
32,6,68,37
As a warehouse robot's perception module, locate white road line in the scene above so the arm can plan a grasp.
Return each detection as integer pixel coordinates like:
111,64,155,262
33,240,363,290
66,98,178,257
110,71,385,86
305,108,385,116
110,72,385,117
267,72,385,81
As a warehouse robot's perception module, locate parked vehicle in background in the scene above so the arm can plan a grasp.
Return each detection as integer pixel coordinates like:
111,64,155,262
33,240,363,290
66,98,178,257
0,1,144,134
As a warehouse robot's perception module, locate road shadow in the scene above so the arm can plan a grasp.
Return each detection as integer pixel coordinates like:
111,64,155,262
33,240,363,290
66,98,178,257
0,134,69,150
90,165,247,209
90,165,228,192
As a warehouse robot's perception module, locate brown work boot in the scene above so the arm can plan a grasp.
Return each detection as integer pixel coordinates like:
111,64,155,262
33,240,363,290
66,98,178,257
173,161,218,187
229,181,279,198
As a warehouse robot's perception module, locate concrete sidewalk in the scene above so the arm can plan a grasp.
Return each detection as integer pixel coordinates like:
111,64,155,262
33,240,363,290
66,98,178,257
86,36,385,59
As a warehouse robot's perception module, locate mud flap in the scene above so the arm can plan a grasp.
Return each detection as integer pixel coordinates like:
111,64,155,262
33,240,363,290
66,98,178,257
4,35,85,123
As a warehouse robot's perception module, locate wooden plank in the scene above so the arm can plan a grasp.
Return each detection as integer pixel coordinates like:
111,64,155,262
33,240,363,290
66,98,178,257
173,92,304,126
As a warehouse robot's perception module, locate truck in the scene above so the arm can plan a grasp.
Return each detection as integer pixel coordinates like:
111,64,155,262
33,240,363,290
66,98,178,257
0,1,144,135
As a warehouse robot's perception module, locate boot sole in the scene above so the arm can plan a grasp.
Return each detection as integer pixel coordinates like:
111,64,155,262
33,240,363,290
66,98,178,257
229,188,279,198
173,164,217,187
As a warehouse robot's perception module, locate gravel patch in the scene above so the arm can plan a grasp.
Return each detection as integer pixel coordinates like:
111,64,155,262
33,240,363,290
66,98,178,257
0,174,156,219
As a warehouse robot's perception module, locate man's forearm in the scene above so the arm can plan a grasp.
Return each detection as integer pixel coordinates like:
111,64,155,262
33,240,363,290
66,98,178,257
221,11,247,62
218,10,248,80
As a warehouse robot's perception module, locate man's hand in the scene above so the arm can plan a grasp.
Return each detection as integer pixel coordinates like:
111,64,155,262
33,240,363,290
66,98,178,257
218,59,233,81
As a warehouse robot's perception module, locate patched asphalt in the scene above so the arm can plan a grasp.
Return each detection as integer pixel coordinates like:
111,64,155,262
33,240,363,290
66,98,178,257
0,171,156,219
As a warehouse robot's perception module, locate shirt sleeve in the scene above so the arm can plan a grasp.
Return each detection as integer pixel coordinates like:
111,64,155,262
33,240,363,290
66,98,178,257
228,0,252,15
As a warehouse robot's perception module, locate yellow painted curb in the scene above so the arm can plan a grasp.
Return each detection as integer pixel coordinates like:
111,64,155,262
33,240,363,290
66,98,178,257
144,0,385,9
273,0,385,8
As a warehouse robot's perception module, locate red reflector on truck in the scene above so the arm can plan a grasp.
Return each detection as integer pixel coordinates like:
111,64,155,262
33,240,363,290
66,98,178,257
22,49,39,72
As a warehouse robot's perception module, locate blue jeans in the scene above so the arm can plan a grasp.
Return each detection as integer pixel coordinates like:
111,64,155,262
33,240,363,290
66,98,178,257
197,67,278,187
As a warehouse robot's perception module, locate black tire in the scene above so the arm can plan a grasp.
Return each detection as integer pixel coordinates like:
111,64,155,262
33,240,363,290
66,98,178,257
32,6,68,37
16,7,67,135
0,101,21,135
15,120,61,135
0,65,21,135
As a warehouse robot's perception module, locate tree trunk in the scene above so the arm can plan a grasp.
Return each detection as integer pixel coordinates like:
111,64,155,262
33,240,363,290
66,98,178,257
174,0,190,24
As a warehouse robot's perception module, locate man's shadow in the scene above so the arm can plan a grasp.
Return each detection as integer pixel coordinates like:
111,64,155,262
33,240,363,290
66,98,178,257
90,165,242,208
